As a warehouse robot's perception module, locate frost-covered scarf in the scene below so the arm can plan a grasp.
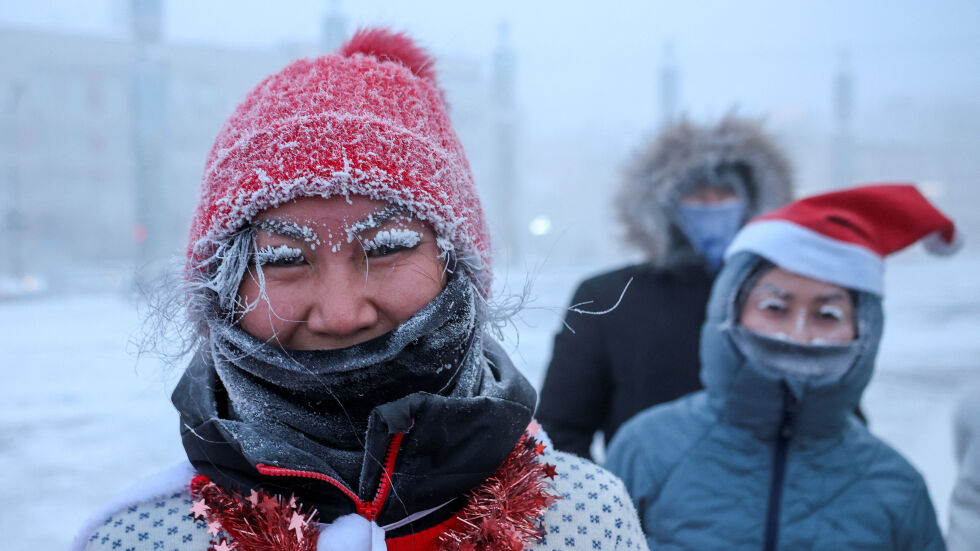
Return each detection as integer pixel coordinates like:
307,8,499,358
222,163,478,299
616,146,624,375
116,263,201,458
173,273,493,491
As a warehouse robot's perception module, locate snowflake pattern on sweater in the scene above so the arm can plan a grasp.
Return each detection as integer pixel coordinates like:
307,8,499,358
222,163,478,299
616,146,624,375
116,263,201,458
78,449,647,551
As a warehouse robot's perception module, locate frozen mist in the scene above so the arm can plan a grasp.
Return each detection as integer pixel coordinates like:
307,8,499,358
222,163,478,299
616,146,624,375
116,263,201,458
1,255,978,550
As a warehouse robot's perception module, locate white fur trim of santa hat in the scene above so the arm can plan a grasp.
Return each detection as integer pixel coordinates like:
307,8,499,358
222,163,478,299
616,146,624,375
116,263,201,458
725,219,886,295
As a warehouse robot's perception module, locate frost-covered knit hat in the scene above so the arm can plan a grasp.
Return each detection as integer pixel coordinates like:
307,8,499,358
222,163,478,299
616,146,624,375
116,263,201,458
725,183,961,296
186,28,491,289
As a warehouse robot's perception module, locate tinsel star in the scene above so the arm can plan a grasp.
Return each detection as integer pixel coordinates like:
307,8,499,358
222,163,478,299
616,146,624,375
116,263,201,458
259,494,279,515
190,499,210,520
527,419,542,436
288,511,308,542
207,520,221,537
534,442,546,456
213,539,235,551
247,489,260,507
542,463,558,480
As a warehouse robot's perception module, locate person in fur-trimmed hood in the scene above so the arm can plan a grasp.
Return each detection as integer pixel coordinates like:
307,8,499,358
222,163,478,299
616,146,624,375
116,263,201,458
537,116,794,459
73,28,646,551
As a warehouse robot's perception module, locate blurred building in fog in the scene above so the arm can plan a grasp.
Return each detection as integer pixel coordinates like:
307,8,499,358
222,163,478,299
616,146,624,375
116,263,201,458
2,5,977,294
0,4,520,290
0,27,292,288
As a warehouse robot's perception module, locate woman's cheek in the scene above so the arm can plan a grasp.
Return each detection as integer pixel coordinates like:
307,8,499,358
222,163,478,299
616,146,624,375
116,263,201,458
381,258,445,321
237,279,295,340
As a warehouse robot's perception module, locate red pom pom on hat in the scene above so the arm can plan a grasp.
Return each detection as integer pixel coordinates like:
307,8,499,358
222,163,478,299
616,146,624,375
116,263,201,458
340,27,438,83
725,183,961,295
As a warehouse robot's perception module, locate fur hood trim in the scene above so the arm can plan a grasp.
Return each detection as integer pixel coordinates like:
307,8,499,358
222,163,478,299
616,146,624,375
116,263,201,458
615,115,794,268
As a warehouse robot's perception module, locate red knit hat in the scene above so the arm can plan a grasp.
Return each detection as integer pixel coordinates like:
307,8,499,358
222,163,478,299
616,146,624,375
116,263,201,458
725,183,961,295
186,28,491,288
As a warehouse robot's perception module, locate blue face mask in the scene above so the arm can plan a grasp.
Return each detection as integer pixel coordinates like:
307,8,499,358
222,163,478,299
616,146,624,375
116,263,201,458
673,199,746,272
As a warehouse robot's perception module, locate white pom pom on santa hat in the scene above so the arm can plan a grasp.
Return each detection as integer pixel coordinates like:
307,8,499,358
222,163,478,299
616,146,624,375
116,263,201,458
921,226,963,255
725,183,961,296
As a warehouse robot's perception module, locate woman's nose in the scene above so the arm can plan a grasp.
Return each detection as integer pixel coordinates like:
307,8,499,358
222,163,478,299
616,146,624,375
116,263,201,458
305,264,379,337
785,311,814,344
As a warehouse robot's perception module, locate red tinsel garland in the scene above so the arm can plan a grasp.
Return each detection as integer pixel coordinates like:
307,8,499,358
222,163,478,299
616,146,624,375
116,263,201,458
188,431,559,551
190,475,320,551
436,433,559,551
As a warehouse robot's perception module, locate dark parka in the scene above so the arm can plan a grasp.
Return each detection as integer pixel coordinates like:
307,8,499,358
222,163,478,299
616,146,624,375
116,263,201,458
605,253,945,550
537,116,794,458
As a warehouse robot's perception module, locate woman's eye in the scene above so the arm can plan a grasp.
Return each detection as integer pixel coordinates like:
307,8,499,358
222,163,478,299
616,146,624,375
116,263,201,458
361,229,422,258
366,244,408,257
757,298,786,313
255,245,305,267
817,305,845,321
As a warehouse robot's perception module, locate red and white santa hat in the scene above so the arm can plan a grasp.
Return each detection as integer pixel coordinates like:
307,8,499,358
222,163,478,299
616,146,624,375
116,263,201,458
186,28,492,289
724,183,961,295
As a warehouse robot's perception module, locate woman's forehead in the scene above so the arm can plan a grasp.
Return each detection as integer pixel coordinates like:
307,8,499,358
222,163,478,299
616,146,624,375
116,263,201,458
750,266,850,298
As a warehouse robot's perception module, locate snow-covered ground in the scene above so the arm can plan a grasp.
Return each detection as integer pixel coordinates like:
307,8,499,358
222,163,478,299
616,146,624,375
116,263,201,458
2,255,978,550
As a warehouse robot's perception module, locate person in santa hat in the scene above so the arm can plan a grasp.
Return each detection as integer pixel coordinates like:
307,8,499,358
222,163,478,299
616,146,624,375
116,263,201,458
605,184,953,550
73,28,647,551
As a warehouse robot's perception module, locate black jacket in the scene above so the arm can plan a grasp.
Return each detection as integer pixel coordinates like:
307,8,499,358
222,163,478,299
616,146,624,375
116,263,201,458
537,262,714,459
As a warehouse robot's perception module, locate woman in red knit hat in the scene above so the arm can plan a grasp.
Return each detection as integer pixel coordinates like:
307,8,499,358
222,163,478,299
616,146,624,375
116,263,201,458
73,29,646,551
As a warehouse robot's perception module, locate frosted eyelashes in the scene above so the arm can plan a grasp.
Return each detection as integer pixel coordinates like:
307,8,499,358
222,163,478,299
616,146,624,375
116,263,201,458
755,299,845,322
757,297,786,312
255,245,305,267
360,228,422,255
817,305,845,321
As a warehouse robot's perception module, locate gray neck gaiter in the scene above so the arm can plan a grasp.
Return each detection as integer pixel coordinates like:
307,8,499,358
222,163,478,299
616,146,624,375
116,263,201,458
179,273,484,488
731,325,860,396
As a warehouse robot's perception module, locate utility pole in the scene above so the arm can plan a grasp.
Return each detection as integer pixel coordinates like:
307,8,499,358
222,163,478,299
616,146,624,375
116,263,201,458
321,0,348,53
2,84,26,281
660,41,680,127
832,51,854,189
130,0,168,263
492,21,520,264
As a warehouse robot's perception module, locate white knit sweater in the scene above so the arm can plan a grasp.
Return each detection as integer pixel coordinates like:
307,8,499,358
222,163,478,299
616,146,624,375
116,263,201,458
74,447,648,551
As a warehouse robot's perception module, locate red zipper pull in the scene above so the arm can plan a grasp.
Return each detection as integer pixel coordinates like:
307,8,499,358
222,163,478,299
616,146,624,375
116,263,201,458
357,502,380,521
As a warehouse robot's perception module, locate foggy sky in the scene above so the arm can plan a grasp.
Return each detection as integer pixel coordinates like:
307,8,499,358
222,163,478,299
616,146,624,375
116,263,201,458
3,0,979,144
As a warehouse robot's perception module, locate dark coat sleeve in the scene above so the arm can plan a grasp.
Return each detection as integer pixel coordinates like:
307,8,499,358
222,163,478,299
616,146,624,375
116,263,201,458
536,278,611,459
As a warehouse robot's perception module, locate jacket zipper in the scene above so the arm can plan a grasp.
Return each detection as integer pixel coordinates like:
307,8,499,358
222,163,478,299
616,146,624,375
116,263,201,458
763,382,798,551
256,432,406,522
